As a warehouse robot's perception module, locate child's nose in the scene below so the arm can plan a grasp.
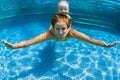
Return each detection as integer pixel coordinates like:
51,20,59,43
62,10,65,12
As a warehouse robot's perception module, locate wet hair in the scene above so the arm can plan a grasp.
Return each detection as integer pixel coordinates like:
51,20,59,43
51,14,72,28
58,0,69,7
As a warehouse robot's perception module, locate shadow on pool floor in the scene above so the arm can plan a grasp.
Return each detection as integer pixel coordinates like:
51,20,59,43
9,41,56,79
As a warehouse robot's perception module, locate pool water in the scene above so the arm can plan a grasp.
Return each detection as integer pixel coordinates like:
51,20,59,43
0,14,120,80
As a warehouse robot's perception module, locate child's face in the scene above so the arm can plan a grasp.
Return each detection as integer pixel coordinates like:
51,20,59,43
53,21,68,39
58,2,69,15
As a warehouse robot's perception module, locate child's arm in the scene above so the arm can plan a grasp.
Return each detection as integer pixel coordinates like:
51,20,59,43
69,29,120,47
2,31,53,49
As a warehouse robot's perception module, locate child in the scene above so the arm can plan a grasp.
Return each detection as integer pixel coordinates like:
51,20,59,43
2,14,120,49
49,0,70,29
58,0,69,15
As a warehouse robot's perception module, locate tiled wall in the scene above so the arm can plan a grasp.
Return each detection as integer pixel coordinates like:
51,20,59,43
0,0,57,19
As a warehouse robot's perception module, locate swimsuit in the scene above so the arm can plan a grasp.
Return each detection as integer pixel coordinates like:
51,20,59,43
53,36,70,42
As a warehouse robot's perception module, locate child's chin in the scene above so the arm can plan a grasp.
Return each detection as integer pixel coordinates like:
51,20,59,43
59,13,67,15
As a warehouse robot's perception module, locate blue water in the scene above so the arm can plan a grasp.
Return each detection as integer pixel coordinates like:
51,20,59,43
0,14,120,80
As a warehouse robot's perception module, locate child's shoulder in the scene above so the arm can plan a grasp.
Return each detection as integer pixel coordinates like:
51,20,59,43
66,14,71,19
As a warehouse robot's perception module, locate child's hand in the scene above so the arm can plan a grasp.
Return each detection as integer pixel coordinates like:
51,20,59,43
2,40,15,48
